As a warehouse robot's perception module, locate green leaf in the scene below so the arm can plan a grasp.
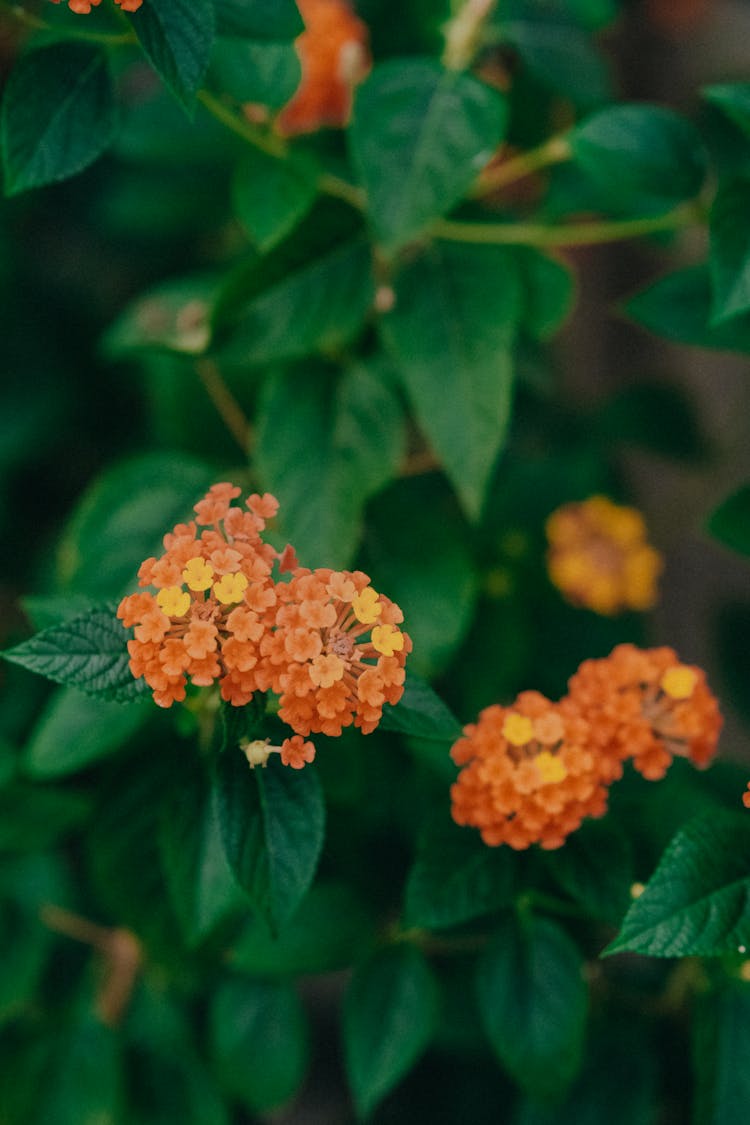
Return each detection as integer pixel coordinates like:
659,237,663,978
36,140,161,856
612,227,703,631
404,813,516,929
716,602,750,728
255,360,405,568
709,178,750,323
379,673,462,742
543,818,633,924
159,766,248,948
21,595,96,633
350,58,507,250
34,1008,122,1125
215,750,325,932
216,0,303,39
229,881,373,975
3,606,146,702
24,688,151,778
703,83,750,139
625,263,750,353
128,0,216,112
2,42,116,196
215,237,374,367
516,247,575,340
0,854,66,1025
232,149,317,252
381,241,521,520
708,484,750,556
210,976,308,1111
606,811,750,957
494,14,610,108
362,476,479,678
210,39,301,108
103,275,219,358
343,945,439,1118
57,452,215,599
0,784,90,851
569,104,706,211
595,382,706,462
694,981,750,1125
477,913,588,1098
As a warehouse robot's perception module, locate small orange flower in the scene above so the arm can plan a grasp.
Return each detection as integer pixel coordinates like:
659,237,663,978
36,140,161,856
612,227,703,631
743,783,750,810
258,567,411,737
49,0,142,11
450,691,616,850
275,0,370,136
118,484,284,708
546,496,663,615
567,644,722,781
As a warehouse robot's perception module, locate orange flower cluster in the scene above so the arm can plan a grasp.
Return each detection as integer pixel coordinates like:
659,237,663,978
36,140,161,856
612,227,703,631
451,692,614,850
117,483,410,761
451,644,722,849
275,0,370,136
546,496,663,615
49,0,142,12
568,644,723,781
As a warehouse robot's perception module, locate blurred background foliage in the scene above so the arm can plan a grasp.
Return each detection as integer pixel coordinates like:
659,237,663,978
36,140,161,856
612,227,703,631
1,0,750,1121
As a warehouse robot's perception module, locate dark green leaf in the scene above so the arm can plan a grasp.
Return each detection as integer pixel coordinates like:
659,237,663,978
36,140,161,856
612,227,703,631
160,766,247,947
709,177,750,323
256,360,405,568
229,881,373,975
216,237,373,366
694,981,750,1125
362,476,479,678
210,976,308,1111
2,42,116,196
350,59,507,250
625,264,750,353
128,0,216,112
0,784,90,851
708,484,750,556
544,818,633,924
232,149,317,252
495,16,610,108
404,813,516,929
210,39,301,107
595,382,706,462
3,606,147,702
477,913,588,1097
34,1008,122,1125
343,944,439,1118
381,241,521,520
57,452,215,599
380,672,462,742
24,688,151,778
569,104,706,210
516,247,575,340
215,750,325,931
216,0,303,39
715,602,750,728
605,811,750,957
215,695,267,756
703,83,750,139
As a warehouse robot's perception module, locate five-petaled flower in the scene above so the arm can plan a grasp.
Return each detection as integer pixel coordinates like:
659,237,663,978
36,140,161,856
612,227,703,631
546,495,663,615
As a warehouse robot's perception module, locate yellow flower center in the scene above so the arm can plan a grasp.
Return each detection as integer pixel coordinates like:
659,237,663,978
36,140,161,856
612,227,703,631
502,713,534,747
183,556,214,592
371,623,404,656
213,571,249,605
156,586,191,617
661,665,697,701
535,751,568,785
352,586,382,625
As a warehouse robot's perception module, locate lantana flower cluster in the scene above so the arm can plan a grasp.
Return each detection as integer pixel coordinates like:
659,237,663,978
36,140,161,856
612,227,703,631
451,643,722,850
117,484,410,767
50,0,142,13
546,496,663,615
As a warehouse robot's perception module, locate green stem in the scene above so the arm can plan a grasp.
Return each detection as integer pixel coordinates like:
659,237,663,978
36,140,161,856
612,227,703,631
471,134,573,198
433,201,703,249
